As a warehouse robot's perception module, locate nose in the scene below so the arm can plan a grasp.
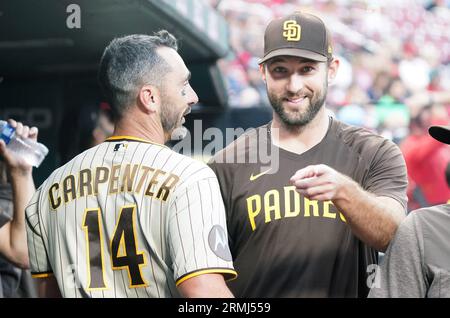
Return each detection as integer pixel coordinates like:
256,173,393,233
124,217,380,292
287,74,304,94
187,85,199,106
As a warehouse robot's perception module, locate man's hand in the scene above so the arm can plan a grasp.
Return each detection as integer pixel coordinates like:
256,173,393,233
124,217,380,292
290,164,405,251
290,164,352,201
0,119,38,175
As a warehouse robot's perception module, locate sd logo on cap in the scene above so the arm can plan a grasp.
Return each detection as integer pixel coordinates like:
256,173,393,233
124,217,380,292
259,11,333,64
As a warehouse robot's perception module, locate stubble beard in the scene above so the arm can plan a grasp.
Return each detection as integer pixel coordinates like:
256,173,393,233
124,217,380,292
267,79,328,129
159,86,188,141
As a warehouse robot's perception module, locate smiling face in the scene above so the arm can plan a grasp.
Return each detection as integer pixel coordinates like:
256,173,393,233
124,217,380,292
262,56,335,128
157,47,198,140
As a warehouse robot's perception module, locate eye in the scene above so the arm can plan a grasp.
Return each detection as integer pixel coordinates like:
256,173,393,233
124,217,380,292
301,66,315,73
181,83,188,96
272,66,287,74
269,66,290,79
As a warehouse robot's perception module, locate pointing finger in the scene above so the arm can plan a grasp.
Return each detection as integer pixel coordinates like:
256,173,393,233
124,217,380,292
293,174,328,190
290,165,321,183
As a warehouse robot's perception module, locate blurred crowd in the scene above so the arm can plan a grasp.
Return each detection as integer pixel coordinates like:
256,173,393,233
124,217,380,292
210,0,450,210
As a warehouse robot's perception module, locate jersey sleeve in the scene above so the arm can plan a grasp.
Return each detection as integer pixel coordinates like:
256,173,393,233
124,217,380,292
364,139,408,210
167,166,237,286
25,187,53,278
368,212,427,297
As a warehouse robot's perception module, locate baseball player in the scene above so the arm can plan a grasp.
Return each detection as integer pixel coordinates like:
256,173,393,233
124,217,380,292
25,31,236,298
0,119,36,269
209,12,407,297
369,124,450,298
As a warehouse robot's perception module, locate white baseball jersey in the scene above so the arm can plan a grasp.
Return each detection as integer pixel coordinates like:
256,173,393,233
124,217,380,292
26,136,236,298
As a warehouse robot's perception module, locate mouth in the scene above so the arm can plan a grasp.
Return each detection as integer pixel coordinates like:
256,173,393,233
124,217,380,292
181,108,191,124
284,95,307,106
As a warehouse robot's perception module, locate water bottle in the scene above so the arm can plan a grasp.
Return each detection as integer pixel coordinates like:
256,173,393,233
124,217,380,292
0,120,49,168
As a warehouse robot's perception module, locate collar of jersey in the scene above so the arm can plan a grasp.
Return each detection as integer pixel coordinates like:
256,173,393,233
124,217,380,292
106,135,168,148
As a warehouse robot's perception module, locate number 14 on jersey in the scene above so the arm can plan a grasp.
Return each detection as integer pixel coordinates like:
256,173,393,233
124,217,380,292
82,205,148,290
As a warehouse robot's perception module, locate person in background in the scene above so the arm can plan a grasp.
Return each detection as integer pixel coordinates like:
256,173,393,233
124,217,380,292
0,119,38,297
369,124,450,298
400,104,450,209
58,102,115,164
91,102,115,147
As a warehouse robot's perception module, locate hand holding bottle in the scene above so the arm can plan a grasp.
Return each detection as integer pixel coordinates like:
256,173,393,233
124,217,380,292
0,119,46,172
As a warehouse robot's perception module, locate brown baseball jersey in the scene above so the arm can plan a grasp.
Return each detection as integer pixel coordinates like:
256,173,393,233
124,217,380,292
209,117,407,297
26,136,236,298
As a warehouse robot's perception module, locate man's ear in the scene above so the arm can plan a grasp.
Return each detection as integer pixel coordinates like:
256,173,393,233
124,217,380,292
138,84,160,113
327,58,340,85
259,64,266,82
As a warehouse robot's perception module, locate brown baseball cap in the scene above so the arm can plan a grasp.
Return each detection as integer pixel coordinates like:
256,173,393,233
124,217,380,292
429,125,450,144
259,12,333,65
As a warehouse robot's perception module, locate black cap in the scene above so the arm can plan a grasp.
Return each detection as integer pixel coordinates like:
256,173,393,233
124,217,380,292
429,125,450,144
259,12,333,65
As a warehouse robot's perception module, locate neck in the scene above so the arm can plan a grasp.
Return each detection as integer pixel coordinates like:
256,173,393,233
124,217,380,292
113,108,166,145
270,107,330,155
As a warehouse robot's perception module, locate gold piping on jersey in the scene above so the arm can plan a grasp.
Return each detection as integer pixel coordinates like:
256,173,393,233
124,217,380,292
175,268,238,286
31,272,54,278
106,135,168,148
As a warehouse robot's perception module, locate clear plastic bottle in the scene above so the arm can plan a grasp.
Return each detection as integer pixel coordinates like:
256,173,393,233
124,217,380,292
0,120,49,168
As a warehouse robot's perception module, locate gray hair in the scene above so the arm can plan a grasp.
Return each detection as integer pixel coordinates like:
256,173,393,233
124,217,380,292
98,30,178,120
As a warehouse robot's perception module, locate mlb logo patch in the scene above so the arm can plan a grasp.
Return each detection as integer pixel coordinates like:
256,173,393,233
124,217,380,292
114,143,128,152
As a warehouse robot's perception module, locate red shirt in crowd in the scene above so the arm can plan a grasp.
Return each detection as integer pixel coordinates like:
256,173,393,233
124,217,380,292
401,132,450,206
